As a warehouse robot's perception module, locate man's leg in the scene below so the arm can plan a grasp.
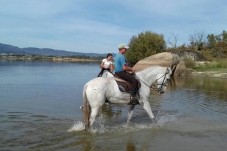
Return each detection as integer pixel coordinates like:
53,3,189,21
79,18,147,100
115,71,139,105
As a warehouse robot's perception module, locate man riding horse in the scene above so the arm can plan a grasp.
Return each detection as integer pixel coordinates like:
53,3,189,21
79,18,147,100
114,43,139,105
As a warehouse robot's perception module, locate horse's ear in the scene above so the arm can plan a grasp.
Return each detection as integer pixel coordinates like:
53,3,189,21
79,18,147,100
167,67,171,74
170,61,179,75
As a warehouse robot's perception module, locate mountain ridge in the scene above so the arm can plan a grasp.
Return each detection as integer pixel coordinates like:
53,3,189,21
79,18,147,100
0,43,107,57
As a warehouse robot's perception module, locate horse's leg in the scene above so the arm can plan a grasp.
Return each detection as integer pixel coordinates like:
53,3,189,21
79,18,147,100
127,105,135,124
142,99,156,122
89,107,99,127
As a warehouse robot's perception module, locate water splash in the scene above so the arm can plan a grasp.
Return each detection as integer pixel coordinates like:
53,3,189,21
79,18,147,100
67,121,85,132
67,111,182,133
156,112,181,127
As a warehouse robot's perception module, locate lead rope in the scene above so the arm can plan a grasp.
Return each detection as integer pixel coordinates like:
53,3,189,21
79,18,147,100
135,69,168,92
135,74,151,88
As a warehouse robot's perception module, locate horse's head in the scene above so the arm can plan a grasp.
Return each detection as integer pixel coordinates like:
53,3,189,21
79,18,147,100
153,67,172,94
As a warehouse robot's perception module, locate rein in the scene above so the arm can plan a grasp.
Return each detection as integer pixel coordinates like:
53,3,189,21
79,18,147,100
153,72,168,92
136,75,151,88
136,69,168,93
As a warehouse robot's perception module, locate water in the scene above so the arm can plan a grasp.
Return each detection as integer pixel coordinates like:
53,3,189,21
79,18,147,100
0,61,227,151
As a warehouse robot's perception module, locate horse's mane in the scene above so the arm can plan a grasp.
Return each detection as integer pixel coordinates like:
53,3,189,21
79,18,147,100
137,65,166,75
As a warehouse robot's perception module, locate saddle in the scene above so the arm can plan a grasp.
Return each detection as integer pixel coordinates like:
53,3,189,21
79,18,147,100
113,74,141,94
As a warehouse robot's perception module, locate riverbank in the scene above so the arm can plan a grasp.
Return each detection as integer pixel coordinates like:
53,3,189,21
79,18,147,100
0,55,100,62
1,55,227,79
190,70,227,79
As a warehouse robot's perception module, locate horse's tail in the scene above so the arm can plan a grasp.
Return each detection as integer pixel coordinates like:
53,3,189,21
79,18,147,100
82,85,91,130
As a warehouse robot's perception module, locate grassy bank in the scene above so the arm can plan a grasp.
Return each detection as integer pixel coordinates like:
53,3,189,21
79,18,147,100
184,58,227,72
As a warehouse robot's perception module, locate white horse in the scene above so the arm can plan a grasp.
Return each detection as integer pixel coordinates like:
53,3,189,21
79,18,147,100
100,70,114,78
81,65,175,130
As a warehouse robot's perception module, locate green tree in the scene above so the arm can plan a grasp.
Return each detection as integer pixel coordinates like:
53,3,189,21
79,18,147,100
204,31,227,58
207,34,217,48
222,30,227,43
126,31,166,65
212,30,227,58
189,31,206,51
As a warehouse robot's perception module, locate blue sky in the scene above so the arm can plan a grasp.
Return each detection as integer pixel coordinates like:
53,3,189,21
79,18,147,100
0,0,226,54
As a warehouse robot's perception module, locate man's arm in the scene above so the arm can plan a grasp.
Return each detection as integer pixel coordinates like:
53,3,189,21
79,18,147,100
123,65,135,73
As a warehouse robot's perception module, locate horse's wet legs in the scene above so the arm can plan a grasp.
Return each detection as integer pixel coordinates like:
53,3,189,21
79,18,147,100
127,105,135,124
89,107,99,126
142,100,155,120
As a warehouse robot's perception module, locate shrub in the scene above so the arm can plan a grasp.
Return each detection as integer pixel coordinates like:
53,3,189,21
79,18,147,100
184,58,195,68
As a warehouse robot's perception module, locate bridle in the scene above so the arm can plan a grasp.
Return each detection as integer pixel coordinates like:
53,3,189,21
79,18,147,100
151,72,169,93
136,69,169,93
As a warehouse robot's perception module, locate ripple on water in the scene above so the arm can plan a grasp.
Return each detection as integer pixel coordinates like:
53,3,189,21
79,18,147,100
0,111,75,150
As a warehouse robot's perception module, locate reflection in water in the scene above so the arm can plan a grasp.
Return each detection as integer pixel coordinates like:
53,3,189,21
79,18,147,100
101,104,123,122
160,76,227,121
172,76,227,101
126,142,136,151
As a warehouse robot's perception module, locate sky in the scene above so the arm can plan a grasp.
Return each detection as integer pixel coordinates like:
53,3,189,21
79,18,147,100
0,0,226,54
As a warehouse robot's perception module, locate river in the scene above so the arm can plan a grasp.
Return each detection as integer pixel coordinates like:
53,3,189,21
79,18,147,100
0,61,226,151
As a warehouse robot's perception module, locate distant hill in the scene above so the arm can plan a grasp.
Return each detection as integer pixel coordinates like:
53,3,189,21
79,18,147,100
0,43,107,57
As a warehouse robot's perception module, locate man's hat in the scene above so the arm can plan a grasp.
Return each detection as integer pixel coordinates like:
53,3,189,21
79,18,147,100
118,43,129,49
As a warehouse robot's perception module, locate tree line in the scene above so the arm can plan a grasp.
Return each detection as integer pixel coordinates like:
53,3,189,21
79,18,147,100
126,30,227,65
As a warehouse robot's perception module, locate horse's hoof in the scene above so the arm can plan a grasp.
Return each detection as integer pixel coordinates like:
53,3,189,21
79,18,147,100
151,118,157,123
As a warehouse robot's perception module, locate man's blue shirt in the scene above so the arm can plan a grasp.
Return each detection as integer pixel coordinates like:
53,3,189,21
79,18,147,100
114,53,126,72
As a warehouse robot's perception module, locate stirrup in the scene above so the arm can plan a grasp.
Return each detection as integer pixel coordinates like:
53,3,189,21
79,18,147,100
129,96,140,105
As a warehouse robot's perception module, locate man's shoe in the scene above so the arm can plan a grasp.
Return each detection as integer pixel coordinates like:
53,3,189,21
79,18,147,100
129,96,140,105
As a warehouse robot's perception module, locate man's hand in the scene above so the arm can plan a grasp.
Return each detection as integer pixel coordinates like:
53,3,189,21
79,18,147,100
123,65,136,73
